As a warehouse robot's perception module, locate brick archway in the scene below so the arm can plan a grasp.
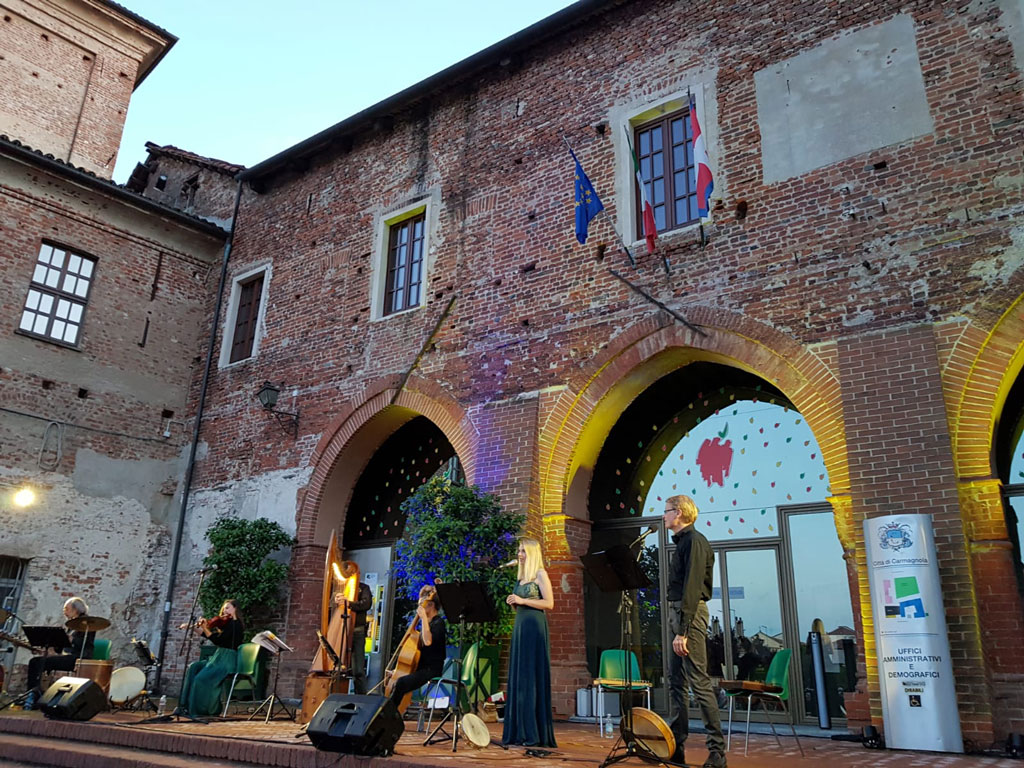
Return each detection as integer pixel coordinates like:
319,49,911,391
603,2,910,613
295,374,478,546
535,308,851,717
539,308,849,526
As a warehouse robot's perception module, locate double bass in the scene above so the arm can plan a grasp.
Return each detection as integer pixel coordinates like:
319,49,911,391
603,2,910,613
383,585,436,715
299,531,360,723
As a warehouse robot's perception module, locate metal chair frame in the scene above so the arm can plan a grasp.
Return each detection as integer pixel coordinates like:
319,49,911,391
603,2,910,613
722,647,804,757
221,643,263,717
593,649,652,735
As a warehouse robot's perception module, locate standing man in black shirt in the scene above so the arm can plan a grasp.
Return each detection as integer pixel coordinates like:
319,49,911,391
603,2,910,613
664,495,726,768
340,580,373,694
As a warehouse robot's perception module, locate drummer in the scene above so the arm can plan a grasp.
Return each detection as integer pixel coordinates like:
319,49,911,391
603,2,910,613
23,597,96,710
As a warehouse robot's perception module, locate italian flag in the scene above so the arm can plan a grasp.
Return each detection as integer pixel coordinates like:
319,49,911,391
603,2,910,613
626,129,657,253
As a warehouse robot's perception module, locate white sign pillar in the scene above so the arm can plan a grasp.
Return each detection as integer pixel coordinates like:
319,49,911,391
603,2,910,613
864,513,963,752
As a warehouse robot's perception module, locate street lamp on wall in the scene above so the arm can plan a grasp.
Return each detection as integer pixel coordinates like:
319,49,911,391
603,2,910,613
256,381,299,437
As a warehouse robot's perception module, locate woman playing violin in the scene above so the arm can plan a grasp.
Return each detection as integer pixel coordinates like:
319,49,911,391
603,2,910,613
179,599,245,717
386,585,446,711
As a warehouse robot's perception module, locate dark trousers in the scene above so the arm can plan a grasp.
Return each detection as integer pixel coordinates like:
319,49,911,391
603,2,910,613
387,666,440,710
668,601,726,755
351,628,367,695
27,653,77,692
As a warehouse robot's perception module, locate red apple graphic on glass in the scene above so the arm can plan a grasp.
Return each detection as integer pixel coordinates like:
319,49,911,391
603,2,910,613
697,424,733,487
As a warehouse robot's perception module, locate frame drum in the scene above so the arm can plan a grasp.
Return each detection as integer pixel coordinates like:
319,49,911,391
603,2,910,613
73,659,113,696
624,707,676,759
461,712,490,748
109,666,146,704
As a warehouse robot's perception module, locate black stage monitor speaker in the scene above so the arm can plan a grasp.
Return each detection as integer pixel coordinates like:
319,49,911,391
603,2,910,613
38,676,106,721
307,693,404,756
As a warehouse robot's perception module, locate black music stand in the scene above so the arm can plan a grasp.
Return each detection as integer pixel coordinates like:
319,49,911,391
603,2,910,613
249,631,295,722
424,581,497,752
21,626,71,652
581,545,669,767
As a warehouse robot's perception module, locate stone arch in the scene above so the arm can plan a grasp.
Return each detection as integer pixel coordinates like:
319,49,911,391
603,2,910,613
295,374,478,547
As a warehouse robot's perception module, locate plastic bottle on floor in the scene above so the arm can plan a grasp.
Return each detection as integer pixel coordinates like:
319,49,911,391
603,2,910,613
157,695,167,717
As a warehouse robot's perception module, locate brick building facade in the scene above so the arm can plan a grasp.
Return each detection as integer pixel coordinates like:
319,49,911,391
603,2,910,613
0,0,227,687
3,0,1024,750
160,0,1024,745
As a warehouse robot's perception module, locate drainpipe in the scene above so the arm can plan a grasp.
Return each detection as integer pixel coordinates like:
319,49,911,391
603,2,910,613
154,179,244,694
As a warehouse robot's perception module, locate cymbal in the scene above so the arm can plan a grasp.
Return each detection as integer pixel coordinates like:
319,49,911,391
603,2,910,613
66,616,110,632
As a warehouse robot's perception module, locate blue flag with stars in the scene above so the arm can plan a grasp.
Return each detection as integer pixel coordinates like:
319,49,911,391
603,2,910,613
572,149,604,244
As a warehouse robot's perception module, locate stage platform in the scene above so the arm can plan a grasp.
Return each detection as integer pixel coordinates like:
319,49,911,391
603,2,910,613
0,708,1017,768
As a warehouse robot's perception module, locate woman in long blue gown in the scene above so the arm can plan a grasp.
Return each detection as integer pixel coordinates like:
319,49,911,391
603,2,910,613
502,538,557,747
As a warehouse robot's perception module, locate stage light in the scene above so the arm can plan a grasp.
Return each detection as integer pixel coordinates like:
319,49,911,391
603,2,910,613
862,725,884,749
1006,732,1024,758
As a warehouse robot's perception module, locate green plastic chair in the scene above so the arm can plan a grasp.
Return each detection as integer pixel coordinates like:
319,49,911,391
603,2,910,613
90,638,111,661
720,648,804,757
221,643,263,716
422,642,481,735
593,650,652,734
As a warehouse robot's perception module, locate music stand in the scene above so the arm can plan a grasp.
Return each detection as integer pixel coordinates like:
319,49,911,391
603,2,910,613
424,581,497,752
22,626,71,652
581,545,668,767
249,631,295,722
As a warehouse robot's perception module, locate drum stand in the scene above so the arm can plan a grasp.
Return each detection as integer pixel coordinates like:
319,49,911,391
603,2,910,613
581,544,674,768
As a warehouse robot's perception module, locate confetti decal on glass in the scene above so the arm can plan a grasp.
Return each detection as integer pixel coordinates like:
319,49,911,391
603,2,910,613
638,400,829,542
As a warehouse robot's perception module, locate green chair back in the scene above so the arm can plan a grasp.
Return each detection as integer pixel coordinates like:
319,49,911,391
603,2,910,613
235,642,261,676
91,638,111,661
461,641,480,688
598,649,642,681
764,648,792,701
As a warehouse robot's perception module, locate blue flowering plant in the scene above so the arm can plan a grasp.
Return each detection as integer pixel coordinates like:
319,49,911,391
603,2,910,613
392,475,524,643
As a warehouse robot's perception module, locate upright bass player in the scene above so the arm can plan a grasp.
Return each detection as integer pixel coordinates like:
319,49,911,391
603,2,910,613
385,585,446,713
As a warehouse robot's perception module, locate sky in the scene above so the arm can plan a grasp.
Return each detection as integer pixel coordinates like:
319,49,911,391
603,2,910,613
112,0,577,183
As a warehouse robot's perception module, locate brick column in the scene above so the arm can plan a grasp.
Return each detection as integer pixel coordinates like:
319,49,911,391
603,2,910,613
959,478,1024,735
544,514,592,717
837,324,994,743
280,542,328,698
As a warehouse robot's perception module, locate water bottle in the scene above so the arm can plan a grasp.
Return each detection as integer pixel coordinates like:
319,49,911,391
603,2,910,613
604,719,614,738
157,695,167,717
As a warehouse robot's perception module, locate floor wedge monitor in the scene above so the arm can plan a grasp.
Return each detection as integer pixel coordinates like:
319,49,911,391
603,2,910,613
38,676,106,721
307,693,403,756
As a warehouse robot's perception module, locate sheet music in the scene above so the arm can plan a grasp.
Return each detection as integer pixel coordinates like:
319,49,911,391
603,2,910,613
250,630,292,654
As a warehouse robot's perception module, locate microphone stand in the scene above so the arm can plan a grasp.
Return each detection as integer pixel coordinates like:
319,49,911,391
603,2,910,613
137,568,212,724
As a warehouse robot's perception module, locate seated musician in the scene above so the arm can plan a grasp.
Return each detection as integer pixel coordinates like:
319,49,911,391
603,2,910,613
179,599,245,716
23,597,94,710
387,585,446,711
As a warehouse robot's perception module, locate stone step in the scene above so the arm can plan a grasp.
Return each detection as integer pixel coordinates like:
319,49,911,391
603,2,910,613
0,732,252,768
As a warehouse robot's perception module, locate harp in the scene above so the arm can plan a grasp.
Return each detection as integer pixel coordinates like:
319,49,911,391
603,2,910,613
298,530,360,722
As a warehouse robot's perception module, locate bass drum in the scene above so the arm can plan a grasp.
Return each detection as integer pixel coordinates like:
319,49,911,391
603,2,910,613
108,666,146,705
460,712,490,749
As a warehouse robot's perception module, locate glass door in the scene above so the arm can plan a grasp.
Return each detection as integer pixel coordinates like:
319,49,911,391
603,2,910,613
698,544,786,717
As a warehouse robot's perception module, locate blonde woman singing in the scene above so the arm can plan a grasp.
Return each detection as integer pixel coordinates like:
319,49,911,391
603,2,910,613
502,538,556,747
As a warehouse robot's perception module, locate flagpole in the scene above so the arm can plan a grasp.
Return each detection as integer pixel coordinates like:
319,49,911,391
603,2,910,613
562,135,636,268
608,268,707,337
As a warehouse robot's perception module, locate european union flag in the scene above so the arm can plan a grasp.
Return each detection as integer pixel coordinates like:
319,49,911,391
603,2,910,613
572,152,604,245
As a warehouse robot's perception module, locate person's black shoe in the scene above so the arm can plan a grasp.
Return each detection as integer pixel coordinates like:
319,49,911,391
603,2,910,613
669,746,686,765
702,751,727,768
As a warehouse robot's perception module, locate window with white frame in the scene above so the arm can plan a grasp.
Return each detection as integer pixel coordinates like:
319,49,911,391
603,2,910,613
18,243,95,347
221,267,269,365
383,211,426,316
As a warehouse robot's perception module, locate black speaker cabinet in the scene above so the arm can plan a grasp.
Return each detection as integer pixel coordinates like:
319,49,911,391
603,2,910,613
38,676,106,721
307,693,404,756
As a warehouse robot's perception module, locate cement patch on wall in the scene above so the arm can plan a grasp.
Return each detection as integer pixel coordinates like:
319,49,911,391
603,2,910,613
72,448,183,525
182,466,312,571
1003,0,1024,76
756,14,934,182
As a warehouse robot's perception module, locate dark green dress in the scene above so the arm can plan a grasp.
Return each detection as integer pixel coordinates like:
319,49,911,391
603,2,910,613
502,581,557,747
180,618,244,716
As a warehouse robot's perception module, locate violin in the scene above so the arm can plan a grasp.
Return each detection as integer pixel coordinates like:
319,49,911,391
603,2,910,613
178,614,230,632
383,587,436,714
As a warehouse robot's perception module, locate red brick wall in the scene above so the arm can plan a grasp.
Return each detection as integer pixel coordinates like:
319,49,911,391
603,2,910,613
181,0,1024,735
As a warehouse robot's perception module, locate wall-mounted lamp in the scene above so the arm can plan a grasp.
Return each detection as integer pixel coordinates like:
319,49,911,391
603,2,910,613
255,381,299,437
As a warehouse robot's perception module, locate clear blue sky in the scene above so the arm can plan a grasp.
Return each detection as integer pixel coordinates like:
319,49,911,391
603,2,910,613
113,1,577,182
